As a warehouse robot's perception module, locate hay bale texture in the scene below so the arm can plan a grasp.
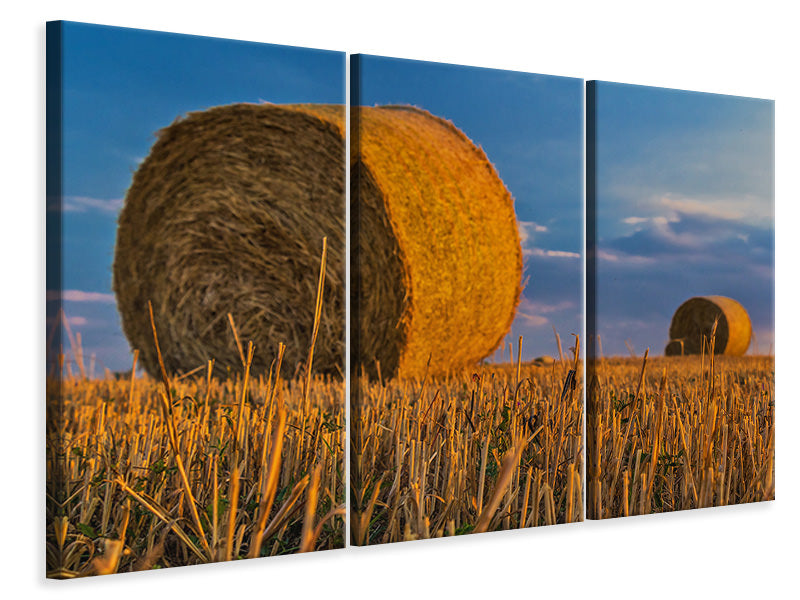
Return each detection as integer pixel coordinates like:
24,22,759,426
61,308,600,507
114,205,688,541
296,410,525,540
665,295,751,356
353,106,522,378
114,102,521,380
113,103,345,378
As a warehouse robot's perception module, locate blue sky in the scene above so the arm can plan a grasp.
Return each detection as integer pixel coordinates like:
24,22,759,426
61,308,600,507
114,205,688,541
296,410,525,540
356,55,583,362
592,82,774,356
49,22,344,373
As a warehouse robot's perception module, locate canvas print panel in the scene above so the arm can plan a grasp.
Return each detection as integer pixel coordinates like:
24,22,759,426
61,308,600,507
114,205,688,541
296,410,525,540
586,81,775,519
351,55,584,545
46,22,345,577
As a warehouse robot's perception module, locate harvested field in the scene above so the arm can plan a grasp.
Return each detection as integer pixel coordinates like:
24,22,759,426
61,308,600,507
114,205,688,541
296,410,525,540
351,338,584,545
46,360,344,577
587,351,774,518
47,241,344,577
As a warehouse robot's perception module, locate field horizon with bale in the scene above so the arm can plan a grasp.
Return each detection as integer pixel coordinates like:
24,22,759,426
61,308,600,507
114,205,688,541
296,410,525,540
48,238,345,576
586,290,774,518
47,24,347,577
48,101,350,574
350,56,584,544
587,81,774,518
586,295,775,519
586,298,774,518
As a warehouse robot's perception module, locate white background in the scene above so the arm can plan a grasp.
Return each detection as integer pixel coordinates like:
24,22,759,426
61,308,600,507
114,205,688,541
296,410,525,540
3,1,797,598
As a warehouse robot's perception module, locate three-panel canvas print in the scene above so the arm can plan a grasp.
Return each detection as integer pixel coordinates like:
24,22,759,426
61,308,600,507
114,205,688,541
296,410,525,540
45,21,775,578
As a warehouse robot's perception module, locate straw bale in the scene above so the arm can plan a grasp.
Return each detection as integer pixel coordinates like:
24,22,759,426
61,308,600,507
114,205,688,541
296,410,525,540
353,106,522,378
664,339,685,356
114,102,521,380
665,295,751,356
113,103,345,377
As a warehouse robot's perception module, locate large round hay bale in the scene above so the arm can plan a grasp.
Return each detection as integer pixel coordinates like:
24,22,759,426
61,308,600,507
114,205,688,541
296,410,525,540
113,103,345,378
665,296,751,356
353,106,522,378
114,102,521,380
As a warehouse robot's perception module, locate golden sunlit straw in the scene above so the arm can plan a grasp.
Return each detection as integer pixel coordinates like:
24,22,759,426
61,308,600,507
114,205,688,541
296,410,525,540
353,105,522,379
47,241,344,574
351,333,585,545
587,345,774,518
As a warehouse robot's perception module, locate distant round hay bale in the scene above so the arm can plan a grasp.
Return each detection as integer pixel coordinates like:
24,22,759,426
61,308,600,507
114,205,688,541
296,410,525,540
664,339,685,356
665,296,751,356
531,356,555,367
113,103,345,378
354,106,522,378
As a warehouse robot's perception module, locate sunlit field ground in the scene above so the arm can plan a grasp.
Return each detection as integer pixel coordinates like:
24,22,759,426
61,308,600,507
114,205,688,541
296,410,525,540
351,339,584,545
46,356,344,577
587,351,774,519
47,241,345,577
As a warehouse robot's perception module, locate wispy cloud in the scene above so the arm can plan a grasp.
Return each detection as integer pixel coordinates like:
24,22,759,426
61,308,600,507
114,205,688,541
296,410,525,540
660,194,762,222
46,314,89,327
605,210,773,263
516,313,549,327
48,196,124,213
622,215,676,227
518,219,579,260
622,216,648,225
514,297,576,329
47,289,115,303
595,249,655,264
517,220,549,246
522,299,575,314
526,247,580,259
